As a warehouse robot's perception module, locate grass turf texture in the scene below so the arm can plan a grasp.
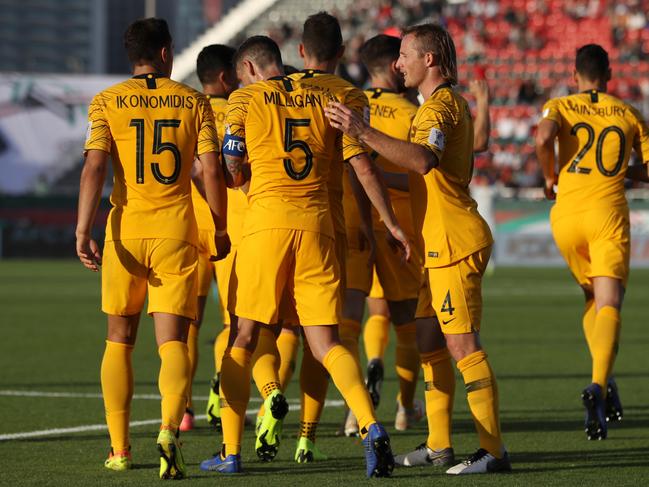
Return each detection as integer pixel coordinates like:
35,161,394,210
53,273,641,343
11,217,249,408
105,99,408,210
0,260,648,486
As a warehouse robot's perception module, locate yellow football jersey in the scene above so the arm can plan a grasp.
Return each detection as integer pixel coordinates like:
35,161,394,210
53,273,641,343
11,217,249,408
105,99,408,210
542,90,649,214
409,84,492,268
365,88,417,233
224,76,339,238
85,73,218,243
288,70,369,237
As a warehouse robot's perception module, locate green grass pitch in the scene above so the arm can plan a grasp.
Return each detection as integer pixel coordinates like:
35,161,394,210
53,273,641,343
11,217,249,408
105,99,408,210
1,260,648,486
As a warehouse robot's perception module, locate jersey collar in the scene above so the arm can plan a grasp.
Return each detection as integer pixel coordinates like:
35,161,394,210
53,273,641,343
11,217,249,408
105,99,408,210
132,72,168,79
431,82,453,97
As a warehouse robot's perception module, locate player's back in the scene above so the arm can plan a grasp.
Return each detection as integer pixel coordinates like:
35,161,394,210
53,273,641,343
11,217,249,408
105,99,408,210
365,88,417,231
542,91,649,213
86,73,216,242
226,76,337,237
288,70,369,236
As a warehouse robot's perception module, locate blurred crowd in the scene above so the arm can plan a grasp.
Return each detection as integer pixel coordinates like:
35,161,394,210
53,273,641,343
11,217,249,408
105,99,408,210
257,0,649,189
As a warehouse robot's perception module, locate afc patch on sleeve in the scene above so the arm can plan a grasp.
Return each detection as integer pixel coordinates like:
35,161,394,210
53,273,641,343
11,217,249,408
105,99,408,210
428,127,445,151
222,133,246,157
85,121,92,142
542,108,550,118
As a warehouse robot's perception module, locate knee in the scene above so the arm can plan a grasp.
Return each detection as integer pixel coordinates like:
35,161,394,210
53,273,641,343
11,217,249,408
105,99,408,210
445,334,481,362
232,323,258,351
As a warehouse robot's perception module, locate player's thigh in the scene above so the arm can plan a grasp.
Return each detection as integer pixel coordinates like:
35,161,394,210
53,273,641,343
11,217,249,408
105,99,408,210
334,232,348,294
375,231,422,302
215,247,237,325
102,239,148,316
234,229,293,325
147,239,198,320
587,208,630,287
293,231,341,326
428,246,491,335
415,267,435,320
551,212,591,287
196,229,215,297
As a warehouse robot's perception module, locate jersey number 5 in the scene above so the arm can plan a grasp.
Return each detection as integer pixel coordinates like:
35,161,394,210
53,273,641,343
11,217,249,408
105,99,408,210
568,122,625,177
130,118,182,185
283,118,313,180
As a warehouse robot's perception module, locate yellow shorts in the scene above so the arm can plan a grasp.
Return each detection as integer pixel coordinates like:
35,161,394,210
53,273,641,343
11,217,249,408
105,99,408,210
415,246,491,334
234,229,341,326
346,245,372,294
368,269,385,299
196,229,216,297
102,239,198,319
551,207,630,287
215,246,238,326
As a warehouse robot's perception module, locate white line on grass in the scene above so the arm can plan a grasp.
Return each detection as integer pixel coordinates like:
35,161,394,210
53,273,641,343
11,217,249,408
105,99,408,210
0,390,212,401
0,400,345,442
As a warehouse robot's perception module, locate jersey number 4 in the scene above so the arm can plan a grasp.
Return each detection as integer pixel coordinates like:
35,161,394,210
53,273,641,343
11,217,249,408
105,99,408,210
283,118,313,180
130,118,181,185
568,122,626,177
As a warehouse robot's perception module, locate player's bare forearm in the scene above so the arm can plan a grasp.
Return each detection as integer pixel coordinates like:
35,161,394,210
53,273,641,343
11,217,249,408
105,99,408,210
191,159,207,198
347,165,376,260
381,171,410,192
199,151,228,232
470,79,490,152
223,153,247,188
625,163,649,182
76,150,107,238
325,102,437,174
76,149,107,271
535,120,559,199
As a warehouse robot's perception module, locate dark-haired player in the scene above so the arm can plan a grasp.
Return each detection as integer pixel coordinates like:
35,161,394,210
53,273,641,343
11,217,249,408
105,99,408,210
76,18,229,479
537,43,649,440
181,43,238,432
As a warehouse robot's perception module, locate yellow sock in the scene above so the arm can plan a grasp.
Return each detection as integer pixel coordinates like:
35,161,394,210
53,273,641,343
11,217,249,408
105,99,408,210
363,314,390,361
214,326,230,374
591,305,621,391
299,342,329,436
421,348,455,450
158,341,190,431
395,322,420,409
323,344,376,436
339,318,363,371
277,329,299,390
582,300,596,358
186,324,199,409
220,346,252,456
252,327,281,418
457,350,502,458
101,341,134,452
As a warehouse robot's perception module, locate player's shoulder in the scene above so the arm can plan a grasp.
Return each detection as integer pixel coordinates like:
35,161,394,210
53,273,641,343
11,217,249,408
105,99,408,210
600,92,644,122
207,94,229,109
419,86,462,119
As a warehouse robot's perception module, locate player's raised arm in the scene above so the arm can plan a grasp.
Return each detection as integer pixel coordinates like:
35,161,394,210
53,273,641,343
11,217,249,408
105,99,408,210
535,117,560,200
326,102,438,175
76,149,108,271
347,152,411,261
347,166,377,266
199,151,230,260
470,79,490,153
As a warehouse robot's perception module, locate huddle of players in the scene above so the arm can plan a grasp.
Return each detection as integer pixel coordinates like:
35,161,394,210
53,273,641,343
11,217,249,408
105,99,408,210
75,7,649,482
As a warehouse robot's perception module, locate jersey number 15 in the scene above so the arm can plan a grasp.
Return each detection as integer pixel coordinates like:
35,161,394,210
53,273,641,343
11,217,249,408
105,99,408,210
130,118,182,185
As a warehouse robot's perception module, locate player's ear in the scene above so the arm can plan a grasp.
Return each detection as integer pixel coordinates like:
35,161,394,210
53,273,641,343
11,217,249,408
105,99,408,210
298,43,306,60
573,69,579,85
337,45,345,60
389,59,399,75
424,51,435,68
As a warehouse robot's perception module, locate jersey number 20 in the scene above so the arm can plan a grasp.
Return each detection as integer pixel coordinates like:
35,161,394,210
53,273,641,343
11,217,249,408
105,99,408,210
568,122,626,177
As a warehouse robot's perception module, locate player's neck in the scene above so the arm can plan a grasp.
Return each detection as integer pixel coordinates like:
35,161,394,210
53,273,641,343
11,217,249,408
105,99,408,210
132,63,168,77
303,59,337,75
371,73,399,92
419,76,448,101
578,81,607,93
202,82,228,97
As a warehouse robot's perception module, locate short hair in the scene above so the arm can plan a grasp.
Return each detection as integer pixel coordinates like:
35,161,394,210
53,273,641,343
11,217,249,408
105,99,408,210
235,35,283,70
359,34,401,75
196,44,236,84
124,18,172,64
302,12,343,62
575,44,609,82
402,23,458,85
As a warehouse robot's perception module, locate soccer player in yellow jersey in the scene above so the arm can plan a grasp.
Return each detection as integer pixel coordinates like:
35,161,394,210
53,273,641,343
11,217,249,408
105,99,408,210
341,34,423,434
202,35,409,477
326,23,511,475
286,11,381,457
75,18,229,479
178,43,238,432
536,44,649,440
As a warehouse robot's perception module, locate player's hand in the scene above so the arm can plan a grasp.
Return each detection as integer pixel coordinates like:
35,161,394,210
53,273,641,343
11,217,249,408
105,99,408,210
76,234,102,272
358,222,377,269
386,224,411,262
211,233,231,262
325,102,368,138
469,79,490,104
543,176,557,200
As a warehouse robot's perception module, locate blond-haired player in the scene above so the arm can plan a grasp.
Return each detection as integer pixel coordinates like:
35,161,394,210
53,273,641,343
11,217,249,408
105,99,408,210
536,43,649,440
76,18,229,479
326,23,510,475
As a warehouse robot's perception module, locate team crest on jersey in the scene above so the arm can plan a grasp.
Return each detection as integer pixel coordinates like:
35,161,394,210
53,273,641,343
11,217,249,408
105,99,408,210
428,127,445,151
